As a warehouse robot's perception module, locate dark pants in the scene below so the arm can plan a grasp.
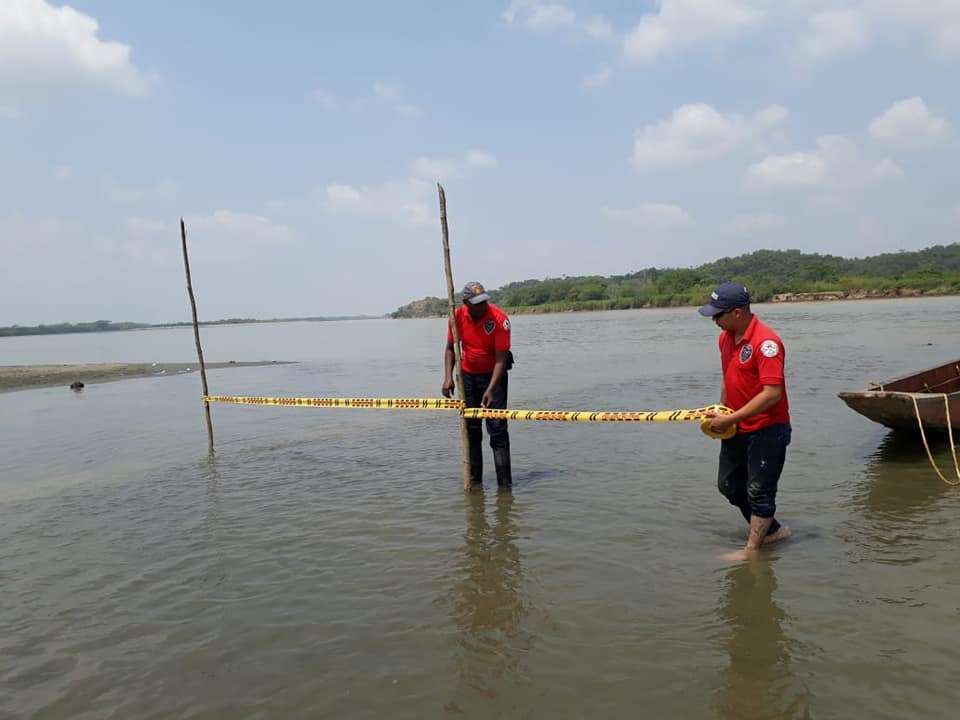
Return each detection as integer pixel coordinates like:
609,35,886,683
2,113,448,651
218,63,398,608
462,371,510,449
718,423,791,531
462,371,510,486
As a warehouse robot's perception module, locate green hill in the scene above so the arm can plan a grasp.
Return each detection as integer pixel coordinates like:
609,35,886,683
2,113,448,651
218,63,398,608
391,243,960,318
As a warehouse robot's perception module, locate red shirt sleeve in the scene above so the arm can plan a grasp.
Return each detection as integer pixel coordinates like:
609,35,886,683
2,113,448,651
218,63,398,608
494,314,511,352
756,337,785,385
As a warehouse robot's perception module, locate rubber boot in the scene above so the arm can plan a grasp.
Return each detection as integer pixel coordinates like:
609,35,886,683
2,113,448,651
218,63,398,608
493,447,512,488
468,440,483,486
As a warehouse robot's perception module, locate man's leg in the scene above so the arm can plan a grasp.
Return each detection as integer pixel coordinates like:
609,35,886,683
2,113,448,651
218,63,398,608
718,435,750,522
746,424,791,549
486,374,512,488
462,372,485,486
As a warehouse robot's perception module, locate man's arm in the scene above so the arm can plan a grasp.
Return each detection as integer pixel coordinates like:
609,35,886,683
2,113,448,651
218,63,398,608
710,385,782,430
442,342,456,397
481,350,508,407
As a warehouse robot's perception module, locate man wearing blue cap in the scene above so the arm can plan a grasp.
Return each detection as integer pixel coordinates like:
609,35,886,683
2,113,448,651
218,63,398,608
700,283,792,558
442,282,513,488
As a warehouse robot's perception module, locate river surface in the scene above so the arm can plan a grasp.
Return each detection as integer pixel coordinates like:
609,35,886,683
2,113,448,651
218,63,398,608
2,298,959,719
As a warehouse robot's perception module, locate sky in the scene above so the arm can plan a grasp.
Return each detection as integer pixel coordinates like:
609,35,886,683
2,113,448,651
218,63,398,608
1,0,958,324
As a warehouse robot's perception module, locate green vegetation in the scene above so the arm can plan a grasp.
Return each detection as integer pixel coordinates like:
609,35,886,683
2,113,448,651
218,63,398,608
0,315,375,338
391,244,960,318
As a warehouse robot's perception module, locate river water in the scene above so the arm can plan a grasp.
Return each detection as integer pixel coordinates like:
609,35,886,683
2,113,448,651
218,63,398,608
2,298,959,719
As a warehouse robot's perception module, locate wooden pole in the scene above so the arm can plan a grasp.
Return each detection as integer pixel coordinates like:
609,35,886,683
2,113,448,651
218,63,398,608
438,185,472,490
180,218,215,456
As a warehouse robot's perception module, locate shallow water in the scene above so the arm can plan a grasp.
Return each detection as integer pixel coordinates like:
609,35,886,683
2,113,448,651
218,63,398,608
2,298,959,718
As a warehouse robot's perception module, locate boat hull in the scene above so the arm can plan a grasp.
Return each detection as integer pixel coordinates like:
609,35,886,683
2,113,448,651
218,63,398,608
838,390,960,432
839,358,960,433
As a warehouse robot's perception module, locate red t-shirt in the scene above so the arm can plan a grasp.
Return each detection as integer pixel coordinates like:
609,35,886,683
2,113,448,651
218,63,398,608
447,303,511,374
719,314,790,433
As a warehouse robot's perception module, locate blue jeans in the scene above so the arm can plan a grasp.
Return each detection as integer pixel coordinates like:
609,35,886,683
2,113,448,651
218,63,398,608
718,423,791,522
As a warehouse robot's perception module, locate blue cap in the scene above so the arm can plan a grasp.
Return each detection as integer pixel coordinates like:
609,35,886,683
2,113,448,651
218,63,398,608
461,281,490,304
698,282,751,317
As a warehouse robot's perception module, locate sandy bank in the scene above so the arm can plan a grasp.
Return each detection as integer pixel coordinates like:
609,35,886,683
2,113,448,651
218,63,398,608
0,361,294,393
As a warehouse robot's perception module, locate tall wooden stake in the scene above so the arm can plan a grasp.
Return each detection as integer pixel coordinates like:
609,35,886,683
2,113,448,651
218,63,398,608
438,185,472,490
180,218,215,456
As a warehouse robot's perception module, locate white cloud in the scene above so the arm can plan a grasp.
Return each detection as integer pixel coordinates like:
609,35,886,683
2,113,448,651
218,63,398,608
310,82,424,119
632,102,788,170
752,104,789,128
53,165,72,181
730,212,788,234
308,87,340,110
105,178,178,205
372,82,423,119
0,0,149,101
868,97,951,150
325,151,499,228
395,103,423,119
411,156,461,181
124,216,168,234
746,151,827,191
872,158,905,180
581,65,612,89
602,203,694,229
325,184,362,205
797,10,870,63
465,150,499,169
623,0,763,64
878,0,960,59
502,1,576,31
324,178,435,228
585,15,615,40
372,82,402,100
747,134,900,193
185,210,300,247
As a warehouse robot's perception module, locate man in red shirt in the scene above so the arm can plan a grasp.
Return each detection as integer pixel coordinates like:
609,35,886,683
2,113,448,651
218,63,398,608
442,281,513,488
700,283,792,558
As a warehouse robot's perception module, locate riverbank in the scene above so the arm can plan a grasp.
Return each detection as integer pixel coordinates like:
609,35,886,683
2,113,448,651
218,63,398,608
0,361,294,393
393,287,960,318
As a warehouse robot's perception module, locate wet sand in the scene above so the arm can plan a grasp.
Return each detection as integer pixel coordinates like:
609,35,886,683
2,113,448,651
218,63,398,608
0,361,293,393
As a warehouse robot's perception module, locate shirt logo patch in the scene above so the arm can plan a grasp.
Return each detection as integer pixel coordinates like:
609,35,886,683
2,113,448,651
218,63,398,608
760,340,779,357
739,344,753,363
483,320,496,335
502,319,510,331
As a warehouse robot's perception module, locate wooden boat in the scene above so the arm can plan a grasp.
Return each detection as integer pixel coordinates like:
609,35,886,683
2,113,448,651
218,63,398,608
839,359,960,433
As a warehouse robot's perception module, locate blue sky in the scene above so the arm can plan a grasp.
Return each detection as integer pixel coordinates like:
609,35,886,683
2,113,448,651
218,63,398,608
1,0,958,324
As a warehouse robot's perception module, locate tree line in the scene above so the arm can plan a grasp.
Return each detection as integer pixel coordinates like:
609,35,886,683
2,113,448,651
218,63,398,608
391,243,960,318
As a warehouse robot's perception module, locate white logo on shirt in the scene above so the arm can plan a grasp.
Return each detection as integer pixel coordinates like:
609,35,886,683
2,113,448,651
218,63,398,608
502,319,510,331
760,340,779,357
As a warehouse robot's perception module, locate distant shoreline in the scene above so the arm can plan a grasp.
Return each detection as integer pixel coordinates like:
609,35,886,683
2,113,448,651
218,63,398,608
0,361,295,394
392,288,960,319
0,316,379,339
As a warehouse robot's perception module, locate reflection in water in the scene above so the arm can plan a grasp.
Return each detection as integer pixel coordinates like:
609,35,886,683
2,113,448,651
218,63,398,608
714,562,811,720
857,431,949,518
445,491,529,706
845,431,952,566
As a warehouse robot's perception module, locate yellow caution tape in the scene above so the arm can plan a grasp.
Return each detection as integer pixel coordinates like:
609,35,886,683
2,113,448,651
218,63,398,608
462,404,736,439
203,395,464,410
203,395,736,439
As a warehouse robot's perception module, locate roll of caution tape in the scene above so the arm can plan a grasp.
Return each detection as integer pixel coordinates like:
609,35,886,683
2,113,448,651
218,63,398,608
203,395,736,439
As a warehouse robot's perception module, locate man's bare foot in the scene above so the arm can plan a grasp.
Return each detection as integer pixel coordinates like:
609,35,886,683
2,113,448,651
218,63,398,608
720,548,752,562
763,525,793,546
